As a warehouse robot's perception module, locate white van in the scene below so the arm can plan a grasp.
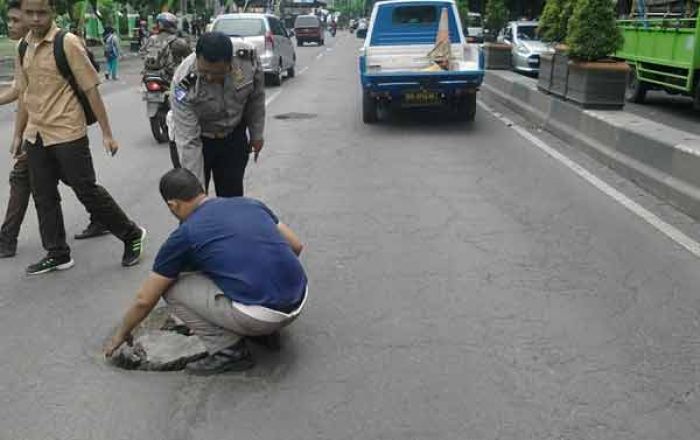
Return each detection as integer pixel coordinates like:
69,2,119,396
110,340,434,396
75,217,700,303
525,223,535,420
465,12,483,43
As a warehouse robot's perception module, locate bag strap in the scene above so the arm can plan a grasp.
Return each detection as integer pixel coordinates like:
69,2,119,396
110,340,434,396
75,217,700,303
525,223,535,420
18,38,28,67
53,30,97,125
53,30,73,83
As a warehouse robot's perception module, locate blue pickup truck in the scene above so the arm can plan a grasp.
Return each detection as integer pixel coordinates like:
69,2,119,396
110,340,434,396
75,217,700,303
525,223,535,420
358,0,484,123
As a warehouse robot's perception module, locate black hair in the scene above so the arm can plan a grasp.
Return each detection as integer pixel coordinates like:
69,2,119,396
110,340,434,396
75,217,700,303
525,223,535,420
21,0,56,8
8,0,21,10
196,32,233,63
159,168,204,202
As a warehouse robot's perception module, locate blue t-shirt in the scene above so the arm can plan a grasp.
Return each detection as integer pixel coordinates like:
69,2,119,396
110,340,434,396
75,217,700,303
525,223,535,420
153,198,307,311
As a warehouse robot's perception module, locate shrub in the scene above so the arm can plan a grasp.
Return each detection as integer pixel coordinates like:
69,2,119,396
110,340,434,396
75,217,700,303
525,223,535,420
566,0,622,60
484,0,508,36
538,0,574,43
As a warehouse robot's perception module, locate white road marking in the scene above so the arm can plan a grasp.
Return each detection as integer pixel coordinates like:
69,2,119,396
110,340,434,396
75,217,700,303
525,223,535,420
478,100,700,259
316,52,325,60
265,90,282,107
298,66,310,76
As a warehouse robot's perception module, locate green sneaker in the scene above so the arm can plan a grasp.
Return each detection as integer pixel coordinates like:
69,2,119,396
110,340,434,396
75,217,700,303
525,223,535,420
26,255,74,276
122,227,146,267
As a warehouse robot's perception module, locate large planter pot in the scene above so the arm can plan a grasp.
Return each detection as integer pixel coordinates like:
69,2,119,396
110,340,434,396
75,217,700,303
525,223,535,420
565,60,630,109
483,43,512,70
537,52,554,93
550,46,570,98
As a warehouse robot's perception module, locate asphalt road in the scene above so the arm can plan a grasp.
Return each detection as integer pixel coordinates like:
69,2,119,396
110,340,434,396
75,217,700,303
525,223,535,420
2,33,700,440
625,91,700,137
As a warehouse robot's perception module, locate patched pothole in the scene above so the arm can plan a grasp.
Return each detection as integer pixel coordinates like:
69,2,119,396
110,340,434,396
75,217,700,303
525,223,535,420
108,307,207,372
274,112,318,120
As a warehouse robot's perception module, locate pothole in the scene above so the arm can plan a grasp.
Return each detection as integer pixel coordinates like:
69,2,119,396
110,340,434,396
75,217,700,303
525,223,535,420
274,112,318,120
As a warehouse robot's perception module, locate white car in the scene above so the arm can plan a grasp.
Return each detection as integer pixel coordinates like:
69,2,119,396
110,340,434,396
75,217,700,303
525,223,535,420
498,20,553,74
212,13,297,86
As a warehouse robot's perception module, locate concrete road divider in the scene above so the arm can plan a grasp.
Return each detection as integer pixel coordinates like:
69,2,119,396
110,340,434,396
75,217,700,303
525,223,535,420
481,70,700,220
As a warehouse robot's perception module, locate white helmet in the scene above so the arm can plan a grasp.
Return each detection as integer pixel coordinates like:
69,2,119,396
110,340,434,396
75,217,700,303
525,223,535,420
156,12,178,32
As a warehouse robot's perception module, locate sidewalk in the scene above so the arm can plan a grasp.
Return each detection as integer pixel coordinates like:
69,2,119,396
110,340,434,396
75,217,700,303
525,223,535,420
0,41,140,83
480,70,700,220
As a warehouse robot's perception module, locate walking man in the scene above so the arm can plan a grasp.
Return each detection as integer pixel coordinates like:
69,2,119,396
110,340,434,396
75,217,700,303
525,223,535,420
103,26,120,81
15,0,146,275
170,31,265,197
105,169,307,376
0,0,29,258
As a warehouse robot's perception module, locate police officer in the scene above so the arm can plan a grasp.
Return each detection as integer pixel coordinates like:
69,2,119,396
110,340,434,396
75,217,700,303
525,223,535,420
169,32,265,197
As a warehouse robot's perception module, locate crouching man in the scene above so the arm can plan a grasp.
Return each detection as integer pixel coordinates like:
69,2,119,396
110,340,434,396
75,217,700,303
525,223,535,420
104,169,307,375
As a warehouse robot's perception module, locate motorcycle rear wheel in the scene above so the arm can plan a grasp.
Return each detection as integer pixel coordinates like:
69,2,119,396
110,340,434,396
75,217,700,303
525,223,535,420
150,111,169,144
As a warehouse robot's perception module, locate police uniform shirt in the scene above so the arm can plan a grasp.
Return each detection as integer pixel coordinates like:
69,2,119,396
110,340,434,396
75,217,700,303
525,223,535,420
170,41,265,185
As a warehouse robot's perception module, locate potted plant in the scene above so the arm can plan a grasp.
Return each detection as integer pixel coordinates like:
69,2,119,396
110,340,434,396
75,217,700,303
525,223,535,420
536,0,563,93
538,0,574,96
564,0,629,108
482,0,511,69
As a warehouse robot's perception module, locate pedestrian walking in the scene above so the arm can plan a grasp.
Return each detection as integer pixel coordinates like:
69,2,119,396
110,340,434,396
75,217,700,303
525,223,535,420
103,26,120,81
138,20,148,48
170,32,265,197
0,0,29,258
15,0,146,275
105,169,307,376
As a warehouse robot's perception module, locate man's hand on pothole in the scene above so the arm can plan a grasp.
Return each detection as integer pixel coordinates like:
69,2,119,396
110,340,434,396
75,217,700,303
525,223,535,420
108,341,147,371
104,332,134,358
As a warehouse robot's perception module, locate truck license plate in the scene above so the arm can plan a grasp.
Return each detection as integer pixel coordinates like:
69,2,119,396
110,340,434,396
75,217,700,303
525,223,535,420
403,90,440,106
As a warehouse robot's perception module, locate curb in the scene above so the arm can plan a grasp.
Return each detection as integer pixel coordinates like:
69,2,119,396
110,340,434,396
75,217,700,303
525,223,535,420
480,70,700,220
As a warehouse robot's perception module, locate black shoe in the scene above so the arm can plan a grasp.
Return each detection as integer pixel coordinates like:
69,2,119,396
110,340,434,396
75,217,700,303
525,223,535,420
186,340,254,376
0,242,16,259
26,255,74,275
74,222,110,240
122,227,146,267
248,331,282,351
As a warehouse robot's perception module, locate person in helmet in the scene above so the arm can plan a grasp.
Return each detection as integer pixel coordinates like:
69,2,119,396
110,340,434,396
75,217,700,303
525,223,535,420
140,12,192,83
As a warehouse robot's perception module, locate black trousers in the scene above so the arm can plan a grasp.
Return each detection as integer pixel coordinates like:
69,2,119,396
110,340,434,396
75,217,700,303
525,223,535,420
171,123,250,197
26,135,139,258
0,158,31,249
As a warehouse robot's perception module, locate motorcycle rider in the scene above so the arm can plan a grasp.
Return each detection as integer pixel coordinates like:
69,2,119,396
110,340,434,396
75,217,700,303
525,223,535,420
140,12,192,83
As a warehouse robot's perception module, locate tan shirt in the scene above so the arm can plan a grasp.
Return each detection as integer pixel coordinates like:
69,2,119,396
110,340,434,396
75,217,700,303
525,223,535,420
14,24,101,146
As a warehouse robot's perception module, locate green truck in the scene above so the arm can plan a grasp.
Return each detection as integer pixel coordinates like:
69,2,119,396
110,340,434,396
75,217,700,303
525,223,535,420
616,0,700,108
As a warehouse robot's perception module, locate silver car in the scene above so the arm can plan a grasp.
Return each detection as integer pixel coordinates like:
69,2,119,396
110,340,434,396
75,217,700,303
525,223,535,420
498,21,553,74
212,13,296,86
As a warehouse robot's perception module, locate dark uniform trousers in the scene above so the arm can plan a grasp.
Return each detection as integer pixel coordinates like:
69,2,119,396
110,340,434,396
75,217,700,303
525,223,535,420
171,123,249,198
0,159,31,249
26,135,139,258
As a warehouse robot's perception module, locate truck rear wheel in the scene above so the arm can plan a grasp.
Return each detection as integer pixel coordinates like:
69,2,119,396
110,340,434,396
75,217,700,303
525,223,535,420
456,93,477,122
626,66,648,104
362,92,378,124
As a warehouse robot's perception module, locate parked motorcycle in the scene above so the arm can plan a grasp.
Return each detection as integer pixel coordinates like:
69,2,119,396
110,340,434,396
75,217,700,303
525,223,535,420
142,75,170,143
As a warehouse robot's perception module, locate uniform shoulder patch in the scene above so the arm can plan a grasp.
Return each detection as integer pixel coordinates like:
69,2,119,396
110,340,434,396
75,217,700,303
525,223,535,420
174,86,188,103
174,71,197,103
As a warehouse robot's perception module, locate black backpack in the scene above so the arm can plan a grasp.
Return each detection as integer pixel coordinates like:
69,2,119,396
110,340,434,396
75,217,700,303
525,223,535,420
19,30,100,125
